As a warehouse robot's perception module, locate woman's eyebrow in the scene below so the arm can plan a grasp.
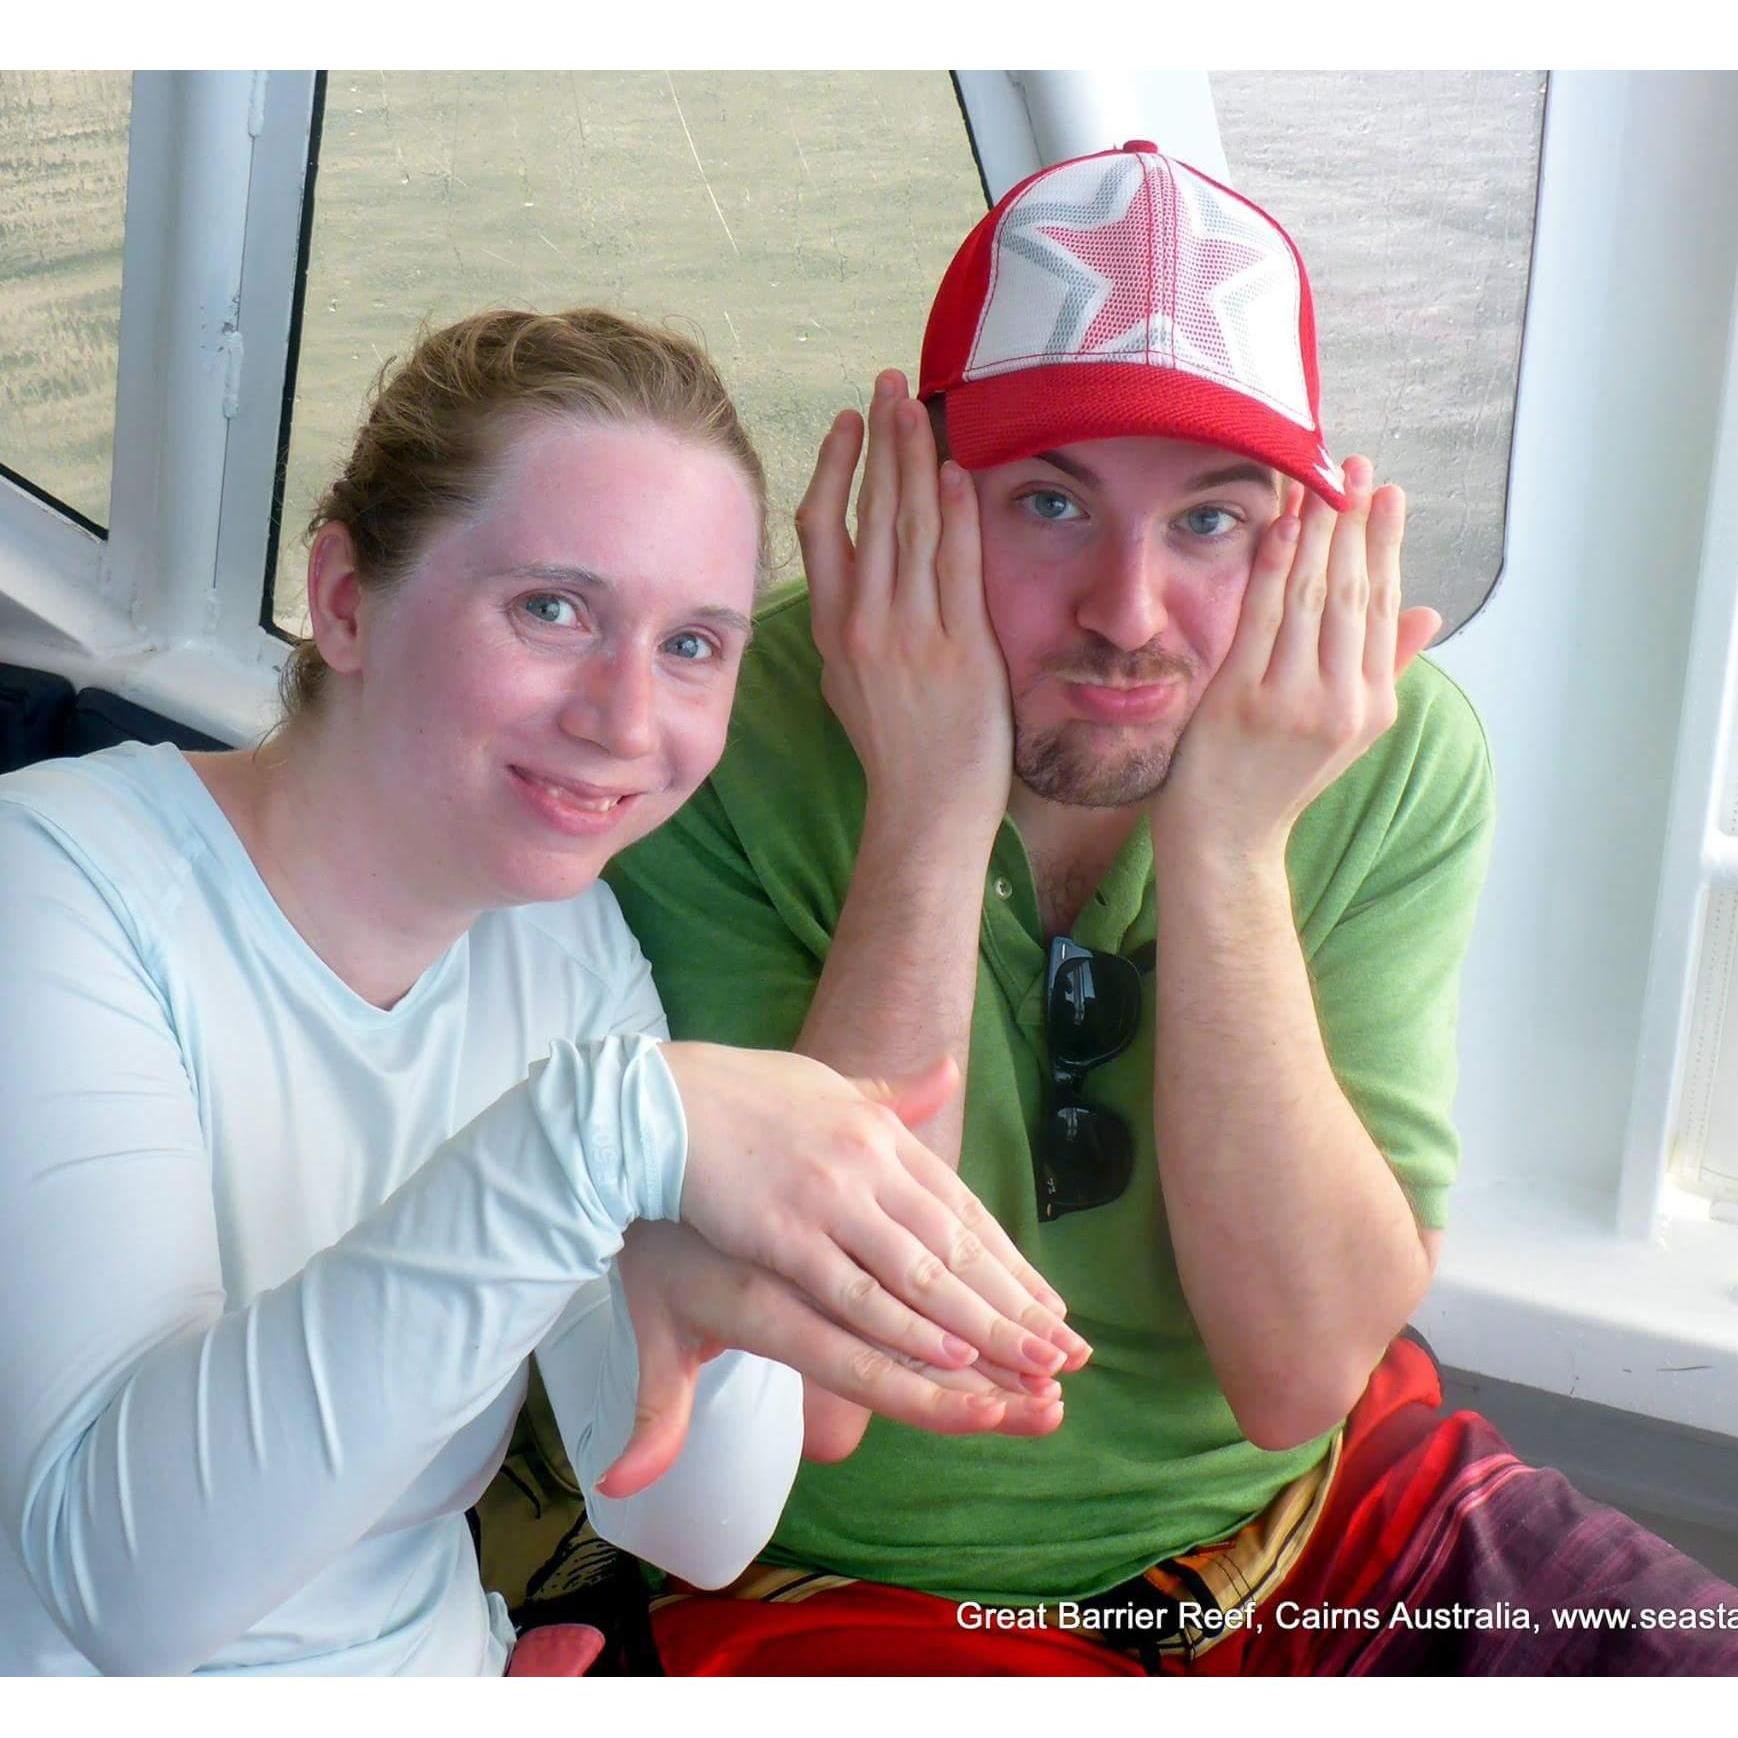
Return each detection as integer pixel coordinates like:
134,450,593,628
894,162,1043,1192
497,560,608,588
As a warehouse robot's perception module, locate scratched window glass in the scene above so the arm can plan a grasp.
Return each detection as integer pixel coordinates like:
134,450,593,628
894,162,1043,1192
0,70,131,530
271,71,986,634
1212,70,1545,635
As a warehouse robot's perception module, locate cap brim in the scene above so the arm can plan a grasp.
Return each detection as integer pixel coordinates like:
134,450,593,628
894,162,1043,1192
933,363,1348,512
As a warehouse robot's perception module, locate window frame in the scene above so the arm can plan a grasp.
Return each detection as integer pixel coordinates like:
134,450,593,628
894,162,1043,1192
0,71,318,741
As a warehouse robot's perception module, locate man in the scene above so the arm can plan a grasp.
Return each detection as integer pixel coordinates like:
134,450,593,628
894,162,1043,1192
554,142,1736,1672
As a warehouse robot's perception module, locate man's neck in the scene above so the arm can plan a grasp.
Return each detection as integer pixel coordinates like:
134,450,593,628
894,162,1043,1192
1006,781,1145,939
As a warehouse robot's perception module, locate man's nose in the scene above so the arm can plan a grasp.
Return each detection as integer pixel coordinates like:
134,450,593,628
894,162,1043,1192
1074,532,1172,652
559,645,657,761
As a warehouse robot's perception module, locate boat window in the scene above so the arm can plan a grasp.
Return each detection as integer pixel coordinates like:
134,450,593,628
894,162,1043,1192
0,70,131,533
1212,71,1546,637
267,71,988,636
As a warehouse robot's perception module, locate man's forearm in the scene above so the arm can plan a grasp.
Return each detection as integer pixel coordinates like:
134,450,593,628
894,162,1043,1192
1151,832,1435,1451
797,801,996,1166
795,800,998,1452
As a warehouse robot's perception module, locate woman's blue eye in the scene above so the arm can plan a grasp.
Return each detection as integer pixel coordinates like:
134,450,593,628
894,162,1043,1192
1023,489,1081,523
664,631,714,663
1182,506,1238,537
522,592,579,627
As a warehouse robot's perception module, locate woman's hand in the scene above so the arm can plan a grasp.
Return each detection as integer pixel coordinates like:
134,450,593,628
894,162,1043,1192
798,370,1012,835
1154,456,1441,868
662,1044,1087,1383
597,1222,1065,1497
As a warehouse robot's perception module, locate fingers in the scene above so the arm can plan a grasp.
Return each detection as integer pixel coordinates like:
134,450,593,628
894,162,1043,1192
1394,606,1441,680
738,1276,1017,1437
818,1206,1071,1377
1318,457,1375,686
882,1134,1091,1369
935,459,988,641
595,1292,700,1499
882,1353,1065,1436
852,1055,960,1136
1213,510,1297,684
893,1133,1079,1334
850,370,905,618
1361,481,1407,684
892,398,945,631
1266,472,1341,679
851,1059,1079,1355
797,409,864,651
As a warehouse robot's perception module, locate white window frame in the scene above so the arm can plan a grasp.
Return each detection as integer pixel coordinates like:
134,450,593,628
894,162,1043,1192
0,70,317,742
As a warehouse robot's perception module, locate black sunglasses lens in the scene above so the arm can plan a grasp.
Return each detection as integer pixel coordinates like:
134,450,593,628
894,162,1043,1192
1049,952,1142,1071
1041,1101,1135,1217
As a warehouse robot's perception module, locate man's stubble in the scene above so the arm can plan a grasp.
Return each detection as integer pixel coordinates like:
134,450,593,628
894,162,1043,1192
1011,641,1197,810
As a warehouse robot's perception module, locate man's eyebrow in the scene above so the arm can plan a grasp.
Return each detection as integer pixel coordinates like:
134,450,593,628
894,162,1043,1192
496,562,753,638
1184,462,1283,494
1032,450,1101,487
693,604,755,638
1029,454,1280,496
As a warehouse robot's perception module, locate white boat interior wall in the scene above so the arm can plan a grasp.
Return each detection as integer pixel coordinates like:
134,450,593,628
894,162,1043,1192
3,69,1735,1552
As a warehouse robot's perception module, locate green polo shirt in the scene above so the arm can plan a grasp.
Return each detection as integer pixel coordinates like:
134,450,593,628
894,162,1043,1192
605,585,1495,1605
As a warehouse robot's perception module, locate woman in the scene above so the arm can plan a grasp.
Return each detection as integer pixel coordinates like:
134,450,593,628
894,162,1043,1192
0,309,1081,1676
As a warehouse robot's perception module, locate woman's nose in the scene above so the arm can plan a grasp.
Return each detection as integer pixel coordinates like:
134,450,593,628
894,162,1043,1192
559,648,657,761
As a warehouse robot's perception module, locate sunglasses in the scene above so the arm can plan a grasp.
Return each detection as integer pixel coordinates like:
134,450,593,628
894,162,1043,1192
1036,936,1145,1222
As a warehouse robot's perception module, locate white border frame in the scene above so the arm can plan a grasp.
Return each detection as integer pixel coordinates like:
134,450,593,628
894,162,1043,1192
6,67,1738,1434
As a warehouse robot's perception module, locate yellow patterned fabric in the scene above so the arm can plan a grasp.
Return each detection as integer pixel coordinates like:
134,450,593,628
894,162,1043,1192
650,1426,1343,1664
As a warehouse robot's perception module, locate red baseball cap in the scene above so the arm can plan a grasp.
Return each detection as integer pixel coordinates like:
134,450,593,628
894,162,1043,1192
919,141,1347,510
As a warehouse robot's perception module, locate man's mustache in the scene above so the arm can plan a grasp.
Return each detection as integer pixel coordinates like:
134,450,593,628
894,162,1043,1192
1042,641,1197,686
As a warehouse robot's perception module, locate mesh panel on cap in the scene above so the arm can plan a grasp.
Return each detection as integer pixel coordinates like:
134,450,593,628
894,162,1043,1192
964,150,1312,430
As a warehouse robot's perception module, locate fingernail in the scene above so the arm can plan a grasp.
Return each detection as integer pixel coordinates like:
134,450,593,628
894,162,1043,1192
940,1333,978,1365
1021,1373,1063,1399
1023,1336,1067,1373
875,372,897,399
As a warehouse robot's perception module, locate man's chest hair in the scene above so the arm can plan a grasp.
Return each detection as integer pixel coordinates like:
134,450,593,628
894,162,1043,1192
1031,849,1110,939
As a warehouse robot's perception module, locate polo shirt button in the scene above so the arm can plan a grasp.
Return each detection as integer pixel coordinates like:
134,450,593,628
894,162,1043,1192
992,875,1013,900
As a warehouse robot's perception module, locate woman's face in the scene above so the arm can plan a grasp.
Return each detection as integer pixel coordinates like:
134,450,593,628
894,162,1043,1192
347,417,760,914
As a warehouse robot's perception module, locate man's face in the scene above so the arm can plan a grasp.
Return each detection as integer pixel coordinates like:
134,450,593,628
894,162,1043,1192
972,435,1284,809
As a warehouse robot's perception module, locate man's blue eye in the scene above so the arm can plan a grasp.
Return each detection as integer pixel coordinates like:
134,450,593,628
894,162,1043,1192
522,593,578,626
665,631,713,662
1026,491,1079,522
1183,506,1237,537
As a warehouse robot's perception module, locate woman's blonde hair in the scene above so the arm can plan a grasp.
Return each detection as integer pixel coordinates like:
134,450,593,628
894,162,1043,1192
280,306,767,718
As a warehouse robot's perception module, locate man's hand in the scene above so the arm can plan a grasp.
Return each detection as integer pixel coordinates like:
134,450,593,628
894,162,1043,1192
1155,456,1441,866
598,1222,1065,1498
798,369,1012,834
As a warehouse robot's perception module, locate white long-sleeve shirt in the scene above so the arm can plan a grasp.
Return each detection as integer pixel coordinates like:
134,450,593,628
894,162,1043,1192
0,743,802,1675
